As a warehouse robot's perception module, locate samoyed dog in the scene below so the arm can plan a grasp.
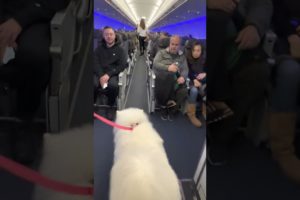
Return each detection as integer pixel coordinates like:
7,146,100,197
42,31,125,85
110,108,181,200
32,124,93,200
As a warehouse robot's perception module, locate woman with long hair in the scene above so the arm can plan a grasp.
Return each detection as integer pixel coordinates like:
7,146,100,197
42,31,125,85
186,41,206,127
137,18,148,55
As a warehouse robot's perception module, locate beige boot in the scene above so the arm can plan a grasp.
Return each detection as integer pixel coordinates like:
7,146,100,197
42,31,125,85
187,103,202,127
269,112,300,183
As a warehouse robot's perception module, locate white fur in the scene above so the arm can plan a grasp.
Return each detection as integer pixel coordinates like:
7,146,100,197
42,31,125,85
110,108,181,200
33,125,93,200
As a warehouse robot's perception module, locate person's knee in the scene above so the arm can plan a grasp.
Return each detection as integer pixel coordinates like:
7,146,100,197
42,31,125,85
190,87,199,96
276,59,300,83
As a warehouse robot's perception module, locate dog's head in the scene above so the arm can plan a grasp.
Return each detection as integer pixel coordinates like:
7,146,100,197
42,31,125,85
115,108,149,129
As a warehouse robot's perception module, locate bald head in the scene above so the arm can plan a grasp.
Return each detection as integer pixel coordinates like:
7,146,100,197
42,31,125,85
169,35,181,54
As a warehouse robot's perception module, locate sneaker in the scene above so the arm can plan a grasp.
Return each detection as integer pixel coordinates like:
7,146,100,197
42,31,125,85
207,101,234,124
166,100,176,108
160,108,168,121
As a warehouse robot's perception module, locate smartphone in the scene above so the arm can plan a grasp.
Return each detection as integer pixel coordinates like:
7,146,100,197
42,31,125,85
2,47,15,64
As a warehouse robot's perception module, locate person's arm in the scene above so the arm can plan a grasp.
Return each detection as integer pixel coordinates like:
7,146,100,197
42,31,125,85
107,48,127,77
13,0,70,29
244,0,273,37
153,50,169,71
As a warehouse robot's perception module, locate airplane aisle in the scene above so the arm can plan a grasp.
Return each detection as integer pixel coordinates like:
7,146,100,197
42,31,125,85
124,54,149,111
94,53,205,200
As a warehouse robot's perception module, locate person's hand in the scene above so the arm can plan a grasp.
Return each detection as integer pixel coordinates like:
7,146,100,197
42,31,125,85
168,63,178,72
197,73,206,80
194,79,201,88
0,19,22,48
288,34,300,59
99,74,110,87
235,25,261,50
207,0,239,13
177,76,185,84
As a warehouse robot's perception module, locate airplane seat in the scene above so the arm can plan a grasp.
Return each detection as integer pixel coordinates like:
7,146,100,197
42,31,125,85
0,0,93,132
149,37,170,64
94,29,101,50
47,0,93,133
94,68,129,111
128,33,137,58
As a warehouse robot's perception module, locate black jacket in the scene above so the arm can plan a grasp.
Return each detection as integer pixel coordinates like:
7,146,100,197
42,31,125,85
94,36,127,78
1,0,70,28
187,56,205,81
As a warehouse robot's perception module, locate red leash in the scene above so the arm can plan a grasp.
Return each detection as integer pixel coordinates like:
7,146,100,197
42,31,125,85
93,112,133,131
0,155,93,195
0,113,128,196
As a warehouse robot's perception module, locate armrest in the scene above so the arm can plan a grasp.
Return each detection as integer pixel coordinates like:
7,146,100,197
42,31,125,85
49,1,77,95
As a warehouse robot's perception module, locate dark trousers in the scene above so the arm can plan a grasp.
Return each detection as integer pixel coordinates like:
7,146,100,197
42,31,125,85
138,36,146,54
270,58,300,112
0,22,51,121
94,75,119,106
209,60,270,145
155,71,188,107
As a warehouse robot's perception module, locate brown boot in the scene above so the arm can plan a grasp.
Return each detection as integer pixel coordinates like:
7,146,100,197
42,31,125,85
187,103,201,127
269,112,300,183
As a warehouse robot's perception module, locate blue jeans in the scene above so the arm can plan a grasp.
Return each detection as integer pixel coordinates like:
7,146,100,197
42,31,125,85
188,86,199,103
271,58,300,112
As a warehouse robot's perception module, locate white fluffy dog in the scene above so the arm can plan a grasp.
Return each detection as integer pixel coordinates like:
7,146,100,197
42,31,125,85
110,108,181,200
32,125,93,200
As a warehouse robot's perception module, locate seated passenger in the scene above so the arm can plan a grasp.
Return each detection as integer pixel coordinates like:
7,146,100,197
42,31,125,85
186,41,206,127
206,0,273,164
94,26,127,120
149,32,169,62
153,35,188,120
0,0,70,164
268,0,300,183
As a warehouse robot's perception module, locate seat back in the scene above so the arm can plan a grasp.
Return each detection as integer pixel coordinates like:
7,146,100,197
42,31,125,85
48,0,93,133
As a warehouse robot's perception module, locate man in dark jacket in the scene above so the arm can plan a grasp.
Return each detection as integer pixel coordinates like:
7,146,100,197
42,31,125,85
94,26,127,119
0,0,70,163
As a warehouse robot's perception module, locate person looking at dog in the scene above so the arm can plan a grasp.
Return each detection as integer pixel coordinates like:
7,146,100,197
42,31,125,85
94,26,127,120
153,35,188,121
186,41,206,127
